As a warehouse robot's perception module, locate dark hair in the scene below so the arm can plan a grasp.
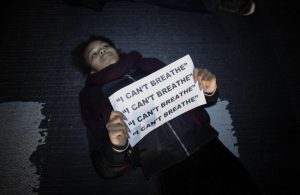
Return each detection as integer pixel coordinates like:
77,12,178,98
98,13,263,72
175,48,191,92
71,35,117,76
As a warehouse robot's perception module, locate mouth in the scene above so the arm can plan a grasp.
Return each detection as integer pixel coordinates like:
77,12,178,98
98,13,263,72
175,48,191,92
100,52,112,61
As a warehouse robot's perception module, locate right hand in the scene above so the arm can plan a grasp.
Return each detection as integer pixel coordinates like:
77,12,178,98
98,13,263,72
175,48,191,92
105,111,129,146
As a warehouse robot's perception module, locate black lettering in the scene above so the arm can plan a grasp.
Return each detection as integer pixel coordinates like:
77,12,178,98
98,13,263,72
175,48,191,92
150,80,157,86
141,116,162,131
136,106,159,123
157,90,163,97
131,94,155,110
164,96,199,118
126,84,149,99
133,130,139,135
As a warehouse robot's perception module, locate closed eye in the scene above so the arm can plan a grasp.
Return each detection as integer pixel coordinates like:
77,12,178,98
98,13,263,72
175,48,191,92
90,51,98,60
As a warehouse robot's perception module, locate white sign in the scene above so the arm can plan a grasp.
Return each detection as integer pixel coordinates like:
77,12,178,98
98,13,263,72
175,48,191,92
109,54,207,146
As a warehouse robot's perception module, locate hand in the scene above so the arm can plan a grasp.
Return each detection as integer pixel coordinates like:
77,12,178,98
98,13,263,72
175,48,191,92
193,68,217,93
105,111,129,146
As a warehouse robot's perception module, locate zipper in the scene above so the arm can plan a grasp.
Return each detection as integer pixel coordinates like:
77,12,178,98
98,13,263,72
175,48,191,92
124,74,135,81
166,122,190,156
124,73,190,156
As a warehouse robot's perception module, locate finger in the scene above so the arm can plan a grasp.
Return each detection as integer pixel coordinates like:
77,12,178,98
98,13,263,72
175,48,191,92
115,131,128,142
124,129,129,138
106,123,127,131
199,79,211,91
201,71,211,81
107,111,127,126
194,68,206,82
205,80,211,90
204,80,217,93
207,73,216,81
107,115,125,125
201,69,215,81
109,111,127,121
106,117,126,131
193,68,199,81
198,68,208,80
113,129,126,137
109,130,127,142
202,72,215,82
196,69,204,89
109,129,125,137
198,80,207,90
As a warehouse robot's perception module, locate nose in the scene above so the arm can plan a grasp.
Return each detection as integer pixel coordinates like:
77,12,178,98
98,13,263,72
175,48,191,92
100,49,106,56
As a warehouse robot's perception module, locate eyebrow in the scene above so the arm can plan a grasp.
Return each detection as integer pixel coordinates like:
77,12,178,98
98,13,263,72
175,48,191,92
87,48,95,57
87,42,108,58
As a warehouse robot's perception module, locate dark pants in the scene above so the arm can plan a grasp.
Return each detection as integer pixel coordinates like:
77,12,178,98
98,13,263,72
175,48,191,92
150,138,260,195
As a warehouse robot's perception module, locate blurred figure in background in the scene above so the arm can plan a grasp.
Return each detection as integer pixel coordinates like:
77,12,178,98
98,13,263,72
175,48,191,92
63,0,255,16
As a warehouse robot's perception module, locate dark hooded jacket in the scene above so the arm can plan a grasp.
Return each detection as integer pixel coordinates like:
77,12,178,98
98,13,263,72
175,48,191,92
79,51,219,179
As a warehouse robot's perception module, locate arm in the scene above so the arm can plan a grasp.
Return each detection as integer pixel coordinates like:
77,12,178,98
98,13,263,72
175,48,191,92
79,89,130,178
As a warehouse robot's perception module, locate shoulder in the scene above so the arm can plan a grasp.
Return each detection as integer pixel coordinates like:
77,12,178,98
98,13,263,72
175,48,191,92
137,56,166,72
79,86,100,105
79,85,103,105
79,87,90,103
140,57,165,66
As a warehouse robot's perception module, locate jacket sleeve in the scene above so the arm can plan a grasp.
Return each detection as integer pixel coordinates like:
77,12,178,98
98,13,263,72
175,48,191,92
79,88,130,179
203,87,219,107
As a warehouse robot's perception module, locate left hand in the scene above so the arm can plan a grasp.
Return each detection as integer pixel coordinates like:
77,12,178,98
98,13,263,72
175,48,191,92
106,111,129,146
193,68,217,93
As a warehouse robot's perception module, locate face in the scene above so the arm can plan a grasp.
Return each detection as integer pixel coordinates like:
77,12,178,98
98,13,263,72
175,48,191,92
84,41,119,72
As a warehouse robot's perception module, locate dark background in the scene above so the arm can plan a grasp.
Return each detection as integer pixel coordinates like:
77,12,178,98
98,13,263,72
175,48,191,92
0,0,299,194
